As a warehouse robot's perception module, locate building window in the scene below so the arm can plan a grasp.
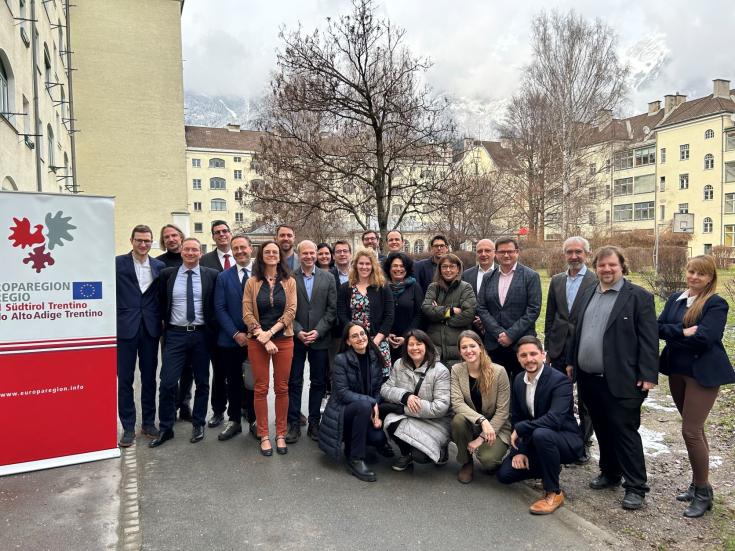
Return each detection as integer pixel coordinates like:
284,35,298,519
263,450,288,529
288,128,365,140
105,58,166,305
613,150,633,171
634,145,656,166
680,144,689,160
634,201,654,221
0,56,10,121
210,177,226,190
726,226,735,247
679,174,689,190
704,154,714,170
235,212,244,223
678,203,689,214
43,44,51,86
704,185,714,201
613,177,633,196
234,189,243,201
704,244,712,255
726,193,735,213
727,133,735,151
634,174,655,194
192,179,201,190
659,176,666,192
234,170,242,180
193,201,202,211
234,156,242,163
47,124,55,168
613,203,633,222
659,205,666,221
392,203,402,215
251,179,263,193
727,162,735,183
703,217,713,233
211,198,227,211
192,158,201,168
660,148,666,163
588,211,596,225
413,239,425,254
605,210,610,224
589,187,597,200
704,129,715,140
194,223,203,233
209,158,225,168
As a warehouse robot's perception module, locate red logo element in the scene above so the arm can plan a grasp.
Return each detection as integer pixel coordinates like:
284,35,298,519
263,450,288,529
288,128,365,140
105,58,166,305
22,245,56,273
8,217,45,249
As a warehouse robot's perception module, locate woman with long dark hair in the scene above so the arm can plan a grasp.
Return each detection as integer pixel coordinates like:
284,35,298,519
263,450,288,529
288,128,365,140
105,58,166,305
658,255,735,517
316,242,334,271
382,252,424,363
243,240,296,457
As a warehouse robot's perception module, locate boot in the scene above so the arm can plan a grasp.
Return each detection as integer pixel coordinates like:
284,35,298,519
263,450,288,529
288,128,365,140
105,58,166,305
676,482,695,502
683,485,713,518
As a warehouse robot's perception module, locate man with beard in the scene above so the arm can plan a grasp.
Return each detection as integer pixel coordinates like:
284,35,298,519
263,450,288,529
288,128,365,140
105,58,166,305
276,224,298,272
156,224,184,268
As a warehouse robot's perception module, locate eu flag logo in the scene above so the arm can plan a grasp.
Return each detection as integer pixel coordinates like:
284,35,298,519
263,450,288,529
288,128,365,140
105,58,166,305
73,281,102,299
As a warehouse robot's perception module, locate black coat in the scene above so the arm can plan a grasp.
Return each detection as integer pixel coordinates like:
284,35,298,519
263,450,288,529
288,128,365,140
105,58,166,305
414,258,438,295
388,279,424,337
318,348,384,460
337,283,394,338
159,265,219,343
658,292,735,387
199,250,226,272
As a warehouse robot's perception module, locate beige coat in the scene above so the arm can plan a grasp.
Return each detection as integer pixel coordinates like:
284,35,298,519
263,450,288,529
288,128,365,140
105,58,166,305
450,361,511,445
242,276,297,337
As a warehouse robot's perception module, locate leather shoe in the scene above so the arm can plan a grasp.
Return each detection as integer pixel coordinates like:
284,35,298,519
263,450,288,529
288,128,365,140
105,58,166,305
178,405,192,422
218,421,242,441
307,422,320,441
299,413,307,426
118,430,135,448
149,429,174,448
457,461,474,484
249,421,258,440
622,490,645,510
276,436,288,455
285,423,301,444
530,491,565,515
190,425,205,443
589,473,622,490
348,458,377,482
142,425,160,438
207,413,224,428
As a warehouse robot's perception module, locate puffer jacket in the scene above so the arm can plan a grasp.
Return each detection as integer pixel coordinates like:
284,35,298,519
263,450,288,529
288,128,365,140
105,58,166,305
421,279,476,366
318,348,384,460
380,358,451,462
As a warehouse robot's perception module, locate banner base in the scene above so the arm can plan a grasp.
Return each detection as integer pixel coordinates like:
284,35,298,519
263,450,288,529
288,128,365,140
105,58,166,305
0,448,121,477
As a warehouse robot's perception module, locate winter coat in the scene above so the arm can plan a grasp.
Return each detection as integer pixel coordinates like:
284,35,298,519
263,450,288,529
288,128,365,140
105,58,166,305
421,279,477,366
380,358,451,462
318,348,384,460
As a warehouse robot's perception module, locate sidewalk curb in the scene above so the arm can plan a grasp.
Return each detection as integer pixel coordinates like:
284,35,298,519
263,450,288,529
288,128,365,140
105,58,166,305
118,443,142,551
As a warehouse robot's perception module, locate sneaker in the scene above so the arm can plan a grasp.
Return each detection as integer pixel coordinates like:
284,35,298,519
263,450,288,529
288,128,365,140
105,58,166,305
118,430,135,448
392,454,413,471
285,423,301,444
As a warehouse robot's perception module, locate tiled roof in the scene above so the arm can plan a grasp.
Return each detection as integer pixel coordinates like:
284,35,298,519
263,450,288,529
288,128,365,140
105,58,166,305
185,126,264,152
656,93,735,128
481,141,518,170
583,109,665,147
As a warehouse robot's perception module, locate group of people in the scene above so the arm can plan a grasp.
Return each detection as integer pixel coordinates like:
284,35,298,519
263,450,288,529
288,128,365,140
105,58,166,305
116,222,734,518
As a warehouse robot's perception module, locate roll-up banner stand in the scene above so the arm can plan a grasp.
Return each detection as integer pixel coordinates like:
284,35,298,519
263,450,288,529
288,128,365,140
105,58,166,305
0,191,119,476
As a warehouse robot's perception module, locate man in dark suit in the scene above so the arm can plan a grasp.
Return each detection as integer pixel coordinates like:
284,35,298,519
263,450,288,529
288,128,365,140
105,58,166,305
150,237,219,447
570,245,658,510
286,240,337,443
276,224,299,272
199,220,232,429
496,336,583,515
213,234,257,441
477,236,541,383
385,229,404,255
116,224,166,447
414,234,449,294
544,236,597,463
462,238,495,334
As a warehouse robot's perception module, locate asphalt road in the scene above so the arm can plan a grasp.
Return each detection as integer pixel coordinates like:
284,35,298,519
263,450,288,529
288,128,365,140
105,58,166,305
136,376,609,551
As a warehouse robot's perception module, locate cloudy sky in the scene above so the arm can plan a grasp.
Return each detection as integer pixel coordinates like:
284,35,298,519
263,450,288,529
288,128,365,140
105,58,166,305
181,0,734,120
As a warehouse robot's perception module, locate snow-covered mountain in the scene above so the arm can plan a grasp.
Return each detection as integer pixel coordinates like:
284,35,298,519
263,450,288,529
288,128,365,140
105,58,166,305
624,33,670,93
184,92,258,128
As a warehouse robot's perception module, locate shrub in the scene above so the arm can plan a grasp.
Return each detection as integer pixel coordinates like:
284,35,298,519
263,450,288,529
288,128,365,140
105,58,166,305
544,248,567,277
520,248,545,271
641,246,688,299
711,246,734,269
623,247,653,273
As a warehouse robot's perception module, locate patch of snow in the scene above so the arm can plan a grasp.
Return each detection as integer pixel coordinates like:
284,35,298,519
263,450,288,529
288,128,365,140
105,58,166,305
640,426,670,457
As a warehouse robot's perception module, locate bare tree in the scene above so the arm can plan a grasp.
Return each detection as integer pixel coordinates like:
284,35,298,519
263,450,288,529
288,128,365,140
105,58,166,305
253,0,456,238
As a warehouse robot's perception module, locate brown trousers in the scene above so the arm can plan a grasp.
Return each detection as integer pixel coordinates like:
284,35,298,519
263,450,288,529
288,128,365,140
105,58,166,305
249,337,294,438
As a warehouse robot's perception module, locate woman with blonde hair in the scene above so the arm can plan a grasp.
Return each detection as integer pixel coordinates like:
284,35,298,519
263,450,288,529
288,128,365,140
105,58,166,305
658,255,735,517
450,330,511,484
337,249,394,376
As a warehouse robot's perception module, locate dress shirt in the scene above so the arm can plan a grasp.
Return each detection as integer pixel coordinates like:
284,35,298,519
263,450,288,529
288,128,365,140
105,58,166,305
285,253,298,272
217,248,233,270
170,265,204,326
497,263,517,306
565,264,588,310
133,255,153,294
577,277,625,375
675,289,696,308
301,268,315,300
237,261,253,284
524,364,544,418
476,264,494,294
336,267,349,285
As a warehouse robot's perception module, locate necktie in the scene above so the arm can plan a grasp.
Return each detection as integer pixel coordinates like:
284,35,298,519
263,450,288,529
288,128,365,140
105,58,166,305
241,268,248,290
186,269,195,323
223,254,231,270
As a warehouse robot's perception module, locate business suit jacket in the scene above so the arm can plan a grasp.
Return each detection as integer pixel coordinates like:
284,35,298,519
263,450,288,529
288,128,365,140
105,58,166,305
569,278,659,399
476,262,542,351
543,268,597,362
200,250,227,272
115,253,165,340
414,258,438,294
511,365,583,455
159,264,219,342
214,265,249,348
293,268,337,349
462,265,495,297
658,292,735,388
337,282,394,338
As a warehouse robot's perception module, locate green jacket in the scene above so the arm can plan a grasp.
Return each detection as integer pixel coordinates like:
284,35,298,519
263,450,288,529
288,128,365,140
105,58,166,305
421,279,477,366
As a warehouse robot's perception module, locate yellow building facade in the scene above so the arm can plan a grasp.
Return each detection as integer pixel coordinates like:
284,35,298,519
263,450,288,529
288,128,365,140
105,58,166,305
71,0,187,253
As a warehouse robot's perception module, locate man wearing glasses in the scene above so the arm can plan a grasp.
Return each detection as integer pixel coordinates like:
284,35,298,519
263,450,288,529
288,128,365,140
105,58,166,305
477,236,542,384
415,234,449,294
115,225,166,447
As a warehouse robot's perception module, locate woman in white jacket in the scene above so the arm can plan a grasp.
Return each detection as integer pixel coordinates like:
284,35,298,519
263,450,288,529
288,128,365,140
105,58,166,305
380,329,451,471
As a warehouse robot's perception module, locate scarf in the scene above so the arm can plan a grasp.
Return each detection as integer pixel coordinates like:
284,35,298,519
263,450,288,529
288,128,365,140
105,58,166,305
389,276,416,299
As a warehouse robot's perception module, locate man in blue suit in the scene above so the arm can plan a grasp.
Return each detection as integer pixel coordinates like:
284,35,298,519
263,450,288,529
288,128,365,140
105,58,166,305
213,234,257,441
496,336,583,515
116,224,166,447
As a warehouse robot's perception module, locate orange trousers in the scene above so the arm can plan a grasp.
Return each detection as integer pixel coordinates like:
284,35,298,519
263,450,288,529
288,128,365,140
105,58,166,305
248,337,294,437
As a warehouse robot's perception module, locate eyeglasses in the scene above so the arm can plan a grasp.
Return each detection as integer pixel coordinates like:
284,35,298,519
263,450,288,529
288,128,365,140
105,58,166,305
440,264,458,270
133,239,152,245
496,249,518,256
432,243,448,249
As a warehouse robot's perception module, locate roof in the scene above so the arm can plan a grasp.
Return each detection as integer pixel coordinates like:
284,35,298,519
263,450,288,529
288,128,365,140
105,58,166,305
480,141,518,170
583,109,666,147
656,91,735,129
185,126,264,152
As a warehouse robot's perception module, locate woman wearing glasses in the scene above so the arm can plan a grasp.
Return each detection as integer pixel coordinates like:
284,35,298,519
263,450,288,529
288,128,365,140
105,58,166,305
421,253,477,367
